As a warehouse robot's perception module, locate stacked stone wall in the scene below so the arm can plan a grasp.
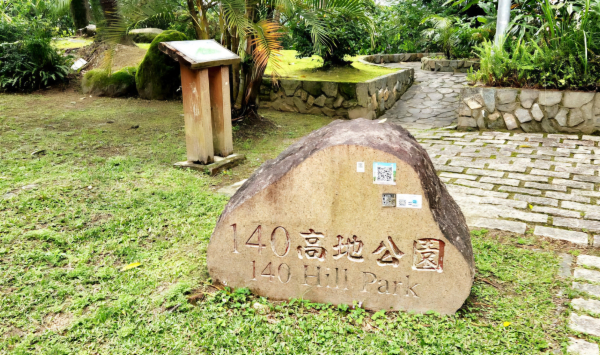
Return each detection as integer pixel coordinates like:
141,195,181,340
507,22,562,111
360,53,444,65
420,57,480,73
459,87,600,133
259,69,414,119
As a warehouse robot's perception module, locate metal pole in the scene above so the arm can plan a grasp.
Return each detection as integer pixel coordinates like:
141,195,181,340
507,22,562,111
495,0,511,45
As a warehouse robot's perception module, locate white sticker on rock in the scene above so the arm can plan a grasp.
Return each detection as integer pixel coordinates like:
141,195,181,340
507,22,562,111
357,162,365,172
396,194,422,208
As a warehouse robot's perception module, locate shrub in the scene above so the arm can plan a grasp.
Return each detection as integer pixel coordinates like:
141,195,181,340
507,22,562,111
290,9,371,67
0,36,72,92
82,66,137,97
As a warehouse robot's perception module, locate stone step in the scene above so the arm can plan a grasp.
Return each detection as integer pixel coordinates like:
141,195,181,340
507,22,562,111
573,298,600,314
533,226,588,246
575,269,600,283
570,313,600,336
568,337,599,355
574,282,600,298
579,255,600,269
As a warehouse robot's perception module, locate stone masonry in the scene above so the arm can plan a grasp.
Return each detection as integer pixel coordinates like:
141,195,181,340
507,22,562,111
459,87,600,134
259,69,413,120
420,57,480,73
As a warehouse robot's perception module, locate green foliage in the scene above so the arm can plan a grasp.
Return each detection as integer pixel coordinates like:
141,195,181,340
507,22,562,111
0,35,71,92
468,0,600,90
82,66,138,97
290,9,369,67
135,30,187,100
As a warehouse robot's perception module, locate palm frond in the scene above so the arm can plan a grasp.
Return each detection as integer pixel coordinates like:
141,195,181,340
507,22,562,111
250,19,282,81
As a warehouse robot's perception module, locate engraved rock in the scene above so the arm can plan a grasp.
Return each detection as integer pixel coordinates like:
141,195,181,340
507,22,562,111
207,119,475,314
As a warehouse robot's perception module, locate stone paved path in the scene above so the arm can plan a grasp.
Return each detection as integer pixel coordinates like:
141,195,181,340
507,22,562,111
379,62,468,130
564,254,600,354
411,129,600,245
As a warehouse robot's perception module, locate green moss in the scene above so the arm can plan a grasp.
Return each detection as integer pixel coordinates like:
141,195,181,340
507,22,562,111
135,30,187,100
264,50,400,83
82,66,137,97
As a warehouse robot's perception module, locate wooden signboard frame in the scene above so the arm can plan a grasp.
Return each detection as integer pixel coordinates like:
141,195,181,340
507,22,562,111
159,40,244,174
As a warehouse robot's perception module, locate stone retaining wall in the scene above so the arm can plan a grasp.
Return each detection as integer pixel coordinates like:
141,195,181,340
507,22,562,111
421,57,480,73
459,87,600,133
360,53,443,65
259,69,414,119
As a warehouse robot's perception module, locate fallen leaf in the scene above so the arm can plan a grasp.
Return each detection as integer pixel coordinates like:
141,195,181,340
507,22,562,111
121,262,141,271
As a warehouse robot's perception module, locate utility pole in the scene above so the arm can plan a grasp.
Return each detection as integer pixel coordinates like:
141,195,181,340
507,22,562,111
495,0,511,45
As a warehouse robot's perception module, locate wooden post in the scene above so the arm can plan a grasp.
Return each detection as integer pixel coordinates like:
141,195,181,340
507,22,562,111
208,65,233,157
179,59,214,164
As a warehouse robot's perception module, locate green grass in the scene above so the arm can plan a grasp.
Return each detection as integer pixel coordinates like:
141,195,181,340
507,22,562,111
0,92,571,353
265,50,400,82
52,38,94,50
135,43,151,50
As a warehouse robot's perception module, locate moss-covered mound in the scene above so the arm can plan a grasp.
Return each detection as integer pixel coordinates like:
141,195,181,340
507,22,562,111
135,30,187,100
82,67,137,97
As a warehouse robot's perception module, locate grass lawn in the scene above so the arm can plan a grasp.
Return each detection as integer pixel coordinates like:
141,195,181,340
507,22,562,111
265,50,400,82
52,38,94,50
0,91,571,353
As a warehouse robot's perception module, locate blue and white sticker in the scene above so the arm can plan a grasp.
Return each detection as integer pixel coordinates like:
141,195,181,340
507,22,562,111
396,194,422,209
373,162,396,185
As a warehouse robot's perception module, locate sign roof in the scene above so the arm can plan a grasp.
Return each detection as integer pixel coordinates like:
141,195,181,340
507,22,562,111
159,39,241,69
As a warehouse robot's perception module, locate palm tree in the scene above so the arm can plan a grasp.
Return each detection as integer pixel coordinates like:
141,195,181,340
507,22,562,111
421,15,459,59
105,0,367,119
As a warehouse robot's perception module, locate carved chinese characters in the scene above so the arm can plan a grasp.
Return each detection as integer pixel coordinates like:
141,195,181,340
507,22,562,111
207,119,474,314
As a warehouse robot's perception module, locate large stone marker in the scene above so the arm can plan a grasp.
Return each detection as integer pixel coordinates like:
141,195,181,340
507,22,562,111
207,119,474,314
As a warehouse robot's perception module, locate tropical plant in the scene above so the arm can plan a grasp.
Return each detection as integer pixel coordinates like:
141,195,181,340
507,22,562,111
289,7,372,67
421,15,460,59
99,0,370,119
0,35,72,92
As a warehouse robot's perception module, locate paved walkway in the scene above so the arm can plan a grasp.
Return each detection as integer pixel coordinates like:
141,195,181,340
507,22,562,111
411,129,600,244
380,62,467,130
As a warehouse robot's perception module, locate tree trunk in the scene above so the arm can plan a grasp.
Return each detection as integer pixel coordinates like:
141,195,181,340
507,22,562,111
70,0,89,30
186,0,203,39
98,0,134,45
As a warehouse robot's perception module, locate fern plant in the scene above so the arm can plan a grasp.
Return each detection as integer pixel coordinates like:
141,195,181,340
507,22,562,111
0,36,72,92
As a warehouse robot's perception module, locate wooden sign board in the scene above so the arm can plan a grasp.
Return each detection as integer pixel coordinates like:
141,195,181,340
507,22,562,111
159,40,241,70
159,40,244,172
